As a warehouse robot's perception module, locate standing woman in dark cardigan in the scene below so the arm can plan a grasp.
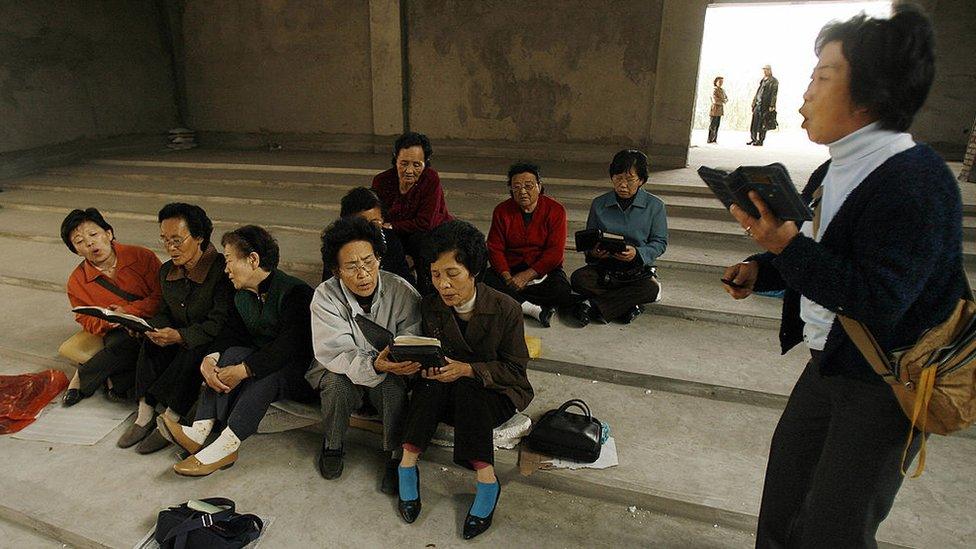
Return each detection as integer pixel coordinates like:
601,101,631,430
118,203,233,454
371,132,453,294
396,220,533,540
161,225,316,476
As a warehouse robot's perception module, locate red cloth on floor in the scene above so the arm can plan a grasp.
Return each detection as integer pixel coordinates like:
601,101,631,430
0,370,69,434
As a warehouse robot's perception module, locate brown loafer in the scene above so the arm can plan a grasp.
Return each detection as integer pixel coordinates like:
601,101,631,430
174,451,238,477
135,427,172,454
159,415,203,454
117,418,155,448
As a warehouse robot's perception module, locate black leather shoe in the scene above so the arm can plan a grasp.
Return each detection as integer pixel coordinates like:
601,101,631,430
589,303,608,325
397,467,421,524
571,302,590,327
318,444,344,480
538,306,554,328
463,481,501,540
621,305,643,324
62,388,82,407
380,458,399,495
746,140,755,145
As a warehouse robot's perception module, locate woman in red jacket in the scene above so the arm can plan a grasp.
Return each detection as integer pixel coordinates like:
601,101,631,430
371,132,452,294
484,163,576,327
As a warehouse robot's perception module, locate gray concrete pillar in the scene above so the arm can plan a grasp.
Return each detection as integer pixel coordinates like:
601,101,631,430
646,0,708,169
369,0,405,138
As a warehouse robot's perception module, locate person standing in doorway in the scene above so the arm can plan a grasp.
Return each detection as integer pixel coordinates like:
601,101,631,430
748,65,778,146
707,76,727,144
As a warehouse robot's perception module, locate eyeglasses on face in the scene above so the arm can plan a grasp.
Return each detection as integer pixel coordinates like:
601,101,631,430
339,256,379,276
510,182,539,192
611,175,642,186
160,235,190,249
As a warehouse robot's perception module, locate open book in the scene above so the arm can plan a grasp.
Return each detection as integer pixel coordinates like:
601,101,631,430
697,163,813,222
574,229,628,254
72,306,155,333
355,314,445,371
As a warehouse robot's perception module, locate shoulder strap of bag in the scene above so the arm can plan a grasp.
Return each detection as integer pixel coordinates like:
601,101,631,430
162,508,237,549
93,276,141,302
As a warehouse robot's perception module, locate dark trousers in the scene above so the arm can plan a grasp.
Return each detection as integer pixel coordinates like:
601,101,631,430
78,328,141,397
194,347,286,441
483,265,579,308
134,339,208,417
403,377,515,468
750,107,769,144
318,370,407,452
570,264,661,320
755,353,922,548
400,231,434,296
708,115,722,143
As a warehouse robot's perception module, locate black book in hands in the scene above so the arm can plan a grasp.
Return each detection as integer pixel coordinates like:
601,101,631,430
697,163,813,222
355,314,445,373
574,228,628,254
72,306,155,333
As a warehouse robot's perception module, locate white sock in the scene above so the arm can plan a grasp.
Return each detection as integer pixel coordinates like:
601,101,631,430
194,427,241,465
182,419,214,445
521,301,543,321
163,407,179,422
135,400,154,427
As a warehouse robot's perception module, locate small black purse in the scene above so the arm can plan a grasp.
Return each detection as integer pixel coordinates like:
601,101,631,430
525,399,603,463
154,497,263,549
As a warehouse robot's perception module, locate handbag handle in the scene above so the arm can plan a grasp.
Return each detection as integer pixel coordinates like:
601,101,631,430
556,399,592,419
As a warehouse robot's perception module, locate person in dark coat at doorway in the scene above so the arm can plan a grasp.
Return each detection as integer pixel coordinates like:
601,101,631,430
748,65,779,146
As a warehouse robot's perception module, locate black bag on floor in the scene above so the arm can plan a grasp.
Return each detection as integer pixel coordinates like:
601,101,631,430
154,497,263,549
525,399,603,463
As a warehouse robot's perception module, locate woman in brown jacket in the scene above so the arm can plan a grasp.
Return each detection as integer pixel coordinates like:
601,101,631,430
708,76,728,143
394,220,532,540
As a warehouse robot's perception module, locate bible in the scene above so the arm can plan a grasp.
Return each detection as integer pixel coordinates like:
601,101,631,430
574,228,628,254
697,163,813,222
355,314,444,372
72,306,155,333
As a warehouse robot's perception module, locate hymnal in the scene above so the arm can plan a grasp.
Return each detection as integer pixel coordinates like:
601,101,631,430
72,306,155,333
574,228,628,254
697,163,813,222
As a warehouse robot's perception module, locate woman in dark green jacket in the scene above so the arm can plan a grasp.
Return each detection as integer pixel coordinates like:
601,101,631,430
118,203,233,454
160,225,317,477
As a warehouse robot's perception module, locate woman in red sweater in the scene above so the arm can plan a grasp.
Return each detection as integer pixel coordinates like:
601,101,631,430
371,132,452,294
484,163,576,327
62,208,162,406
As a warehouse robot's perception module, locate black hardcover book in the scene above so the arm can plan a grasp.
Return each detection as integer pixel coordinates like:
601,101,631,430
72,306,156,333
354,314,444,372
697,163,813,222
574,228,629,254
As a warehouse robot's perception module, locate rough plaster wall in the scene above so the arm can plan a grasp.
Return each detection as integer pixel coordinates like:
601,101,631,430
0,2,177,154
182,0,373,135
911,0,976,152
407,0,662,145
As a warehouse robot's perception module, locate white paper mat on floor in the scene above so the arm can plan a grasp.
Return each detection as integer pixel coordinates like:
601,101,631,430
13,395,133,445
544,436,619,470
431,412,532,449
132,515,275,549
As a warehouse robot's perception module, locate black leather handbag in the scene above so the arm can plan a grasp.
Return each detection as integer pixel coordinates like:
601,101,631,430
525,399,603,463
154,497,263,549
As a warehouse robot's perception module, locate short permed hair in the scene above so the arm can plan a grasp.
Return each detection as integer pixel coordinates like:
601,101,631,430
157,202,214,250
340,187,384,218
423,220,487,277
221,225,280,271
507,162,542,186
713,76,723,86
815,4,935,132
608,149,649,183
391,131,433,166
60,208,115,253
320,216,387,273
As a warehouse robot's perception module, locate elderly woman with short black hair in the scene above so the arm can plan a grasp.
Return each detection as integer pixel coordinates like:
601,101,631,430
118,203,233,454
396,220,532,540
61,208,162,406
159,225,316,476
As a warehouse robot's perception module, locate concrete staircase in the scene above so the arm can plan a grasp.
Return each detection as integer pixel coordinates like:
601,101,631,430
0,147,974,548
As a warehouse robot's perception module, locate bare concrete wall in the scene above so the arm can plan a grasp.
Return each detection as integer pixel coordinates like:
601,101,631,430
181,0,374,136
405,0,663,158
0,1,177,154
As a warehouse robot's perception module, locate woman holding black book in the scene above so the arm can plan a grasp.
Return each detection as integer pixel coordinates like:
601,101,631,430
570,149,668,325
396,220,533,540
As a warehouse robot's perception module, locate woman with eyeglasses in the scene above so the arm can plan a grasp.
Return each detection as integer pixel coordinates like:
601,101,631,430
484,162,576,327
396,220,533,540
60,208,162,407
371,131,453,294
570,149,668,326
158,225,317,476
118,203,233,454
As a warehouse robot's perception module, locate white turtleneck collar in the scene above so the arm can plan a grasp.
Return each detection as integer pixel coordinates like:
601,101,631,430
827,121,914,167
453,288,477,316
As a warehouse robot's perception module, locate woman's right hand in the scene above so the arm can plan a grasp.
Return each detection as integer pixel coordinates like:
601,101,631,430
722,261,758,300
374,346,421,376
200,356,230,392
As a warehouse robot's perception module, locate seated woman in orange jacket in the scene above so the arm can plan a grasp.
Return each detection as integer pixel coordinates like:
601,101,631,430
62,208,162,406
